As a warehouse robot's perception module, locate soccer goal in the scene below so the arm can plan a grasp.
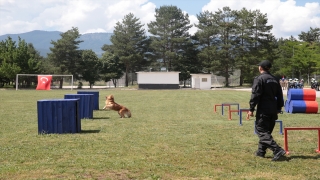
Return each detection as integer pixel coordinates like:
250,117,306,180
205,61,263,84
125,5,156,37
15,74,74,90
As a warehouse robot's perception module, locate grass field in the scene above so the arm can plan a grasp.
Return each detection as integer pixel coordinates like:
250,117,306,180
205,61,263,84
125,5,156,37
0,88,319,180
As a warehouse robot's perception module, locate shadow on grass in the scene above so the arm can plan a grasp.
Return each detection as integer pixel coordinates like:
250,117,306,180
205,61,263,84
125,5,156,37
287,155,320,160
268,155,320,162
92,117,110,120
81,130,101,133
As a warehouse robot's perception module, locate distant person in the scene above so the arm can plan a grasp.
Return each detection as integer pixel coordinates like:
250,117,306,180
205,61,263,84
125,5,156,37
247,60,285,161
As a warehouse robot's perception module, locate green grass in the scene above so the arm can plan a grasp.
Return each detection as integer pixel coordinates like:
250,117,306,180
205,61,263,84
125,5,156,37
0,89,319,180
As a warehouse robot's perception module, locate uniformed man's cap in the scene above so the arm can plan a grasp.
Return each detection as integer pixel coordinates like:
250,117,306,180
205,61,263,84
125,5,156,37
257,60,272,69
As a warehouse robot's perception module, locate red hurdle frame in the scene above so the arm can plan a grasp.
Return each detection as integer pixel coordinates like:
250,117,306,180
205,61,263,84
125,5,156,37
214,104,224,113
228,109,239,120
284,127,320,155
228,109,250,121
214,103,239,116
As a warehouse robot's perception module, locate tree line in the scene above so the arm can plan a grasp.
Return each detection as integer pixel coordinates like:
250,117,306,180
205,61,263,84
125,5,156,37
0,6,319,88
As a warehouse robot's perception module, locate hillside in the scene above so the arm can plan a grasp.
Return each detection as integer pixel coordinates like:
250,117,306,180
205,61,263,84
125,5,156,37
0,30,113,57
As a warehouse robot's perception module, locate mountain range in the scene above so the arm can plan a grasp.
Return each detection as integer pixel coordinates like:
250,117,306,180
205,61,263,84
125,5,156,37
0,30,113,57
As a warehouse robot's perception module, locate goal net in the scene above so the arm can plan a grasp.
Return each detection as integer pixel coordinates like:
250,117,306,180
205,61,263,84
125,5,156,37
15,74,74,90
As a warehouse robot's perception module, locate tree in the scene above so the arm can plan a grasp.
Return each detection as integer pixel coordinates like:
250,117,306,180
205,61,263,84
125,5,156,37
209,7,239,86
234,8,256,85
27,43,42,74
79,50,100,88
194,7,276,86
100,51,124,88
195,7,240,86
298,27,320,44
0,61,20,87
295,28,320,81
173,35,202,87
0,37,21,85
251,10,275,60
110,13,148,87
0,36,42,87
21,43,43,87
235,9,275,84
292,43,320,83
195,10,219,73
47,27,83,88
148,5,192,71
275,35,320,83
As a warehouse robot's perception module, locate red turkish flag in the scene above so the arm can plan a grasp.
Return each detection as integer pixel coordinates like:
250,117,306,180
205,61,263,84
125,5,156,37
36,75,52,90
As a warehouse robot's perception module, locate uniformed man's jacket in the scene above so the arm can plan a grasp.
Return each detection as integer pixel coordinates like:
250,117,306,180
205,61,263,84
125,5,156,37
249,71,284,114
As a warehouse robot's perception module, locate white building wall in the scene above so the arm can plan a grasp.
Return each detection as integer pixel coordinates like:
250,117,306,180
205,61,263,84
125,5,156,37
191,74,212,89
137,72,180,84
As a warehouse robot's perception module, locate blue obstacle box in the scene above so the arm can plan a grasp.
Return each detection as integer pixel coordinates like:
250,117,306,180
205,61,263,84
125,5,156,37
65,94,94,119
77,91,99,110
37,99,81,134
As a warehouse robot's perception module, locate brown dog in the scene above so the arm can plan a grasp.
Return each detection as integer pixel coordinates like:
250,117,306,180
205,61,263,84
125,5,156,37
103,95,131,118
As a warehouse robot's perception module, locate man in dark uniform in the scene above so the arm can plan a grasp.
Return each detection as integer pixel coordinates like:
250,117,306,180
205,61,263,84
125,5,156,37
247,60,286,161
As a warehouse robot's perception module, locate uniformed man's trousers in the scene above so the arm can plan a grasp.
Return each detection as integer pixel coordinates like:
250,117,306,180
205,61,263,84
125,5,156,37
255,113,283,155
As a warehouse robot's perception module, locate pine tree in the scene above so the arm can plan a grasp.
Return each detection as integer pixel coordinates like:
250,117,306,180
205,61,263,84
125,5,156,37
211,7,239,87
110,13,148,87
195,10,219,73
195,7,276,86
298,27,320,44
147,5,192,71
47,27,83,88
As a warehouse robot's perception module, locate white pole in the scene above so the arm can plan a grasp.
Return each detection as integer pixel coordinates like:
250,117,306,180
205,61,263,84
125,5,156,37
15,74,19,90
71,75,73,91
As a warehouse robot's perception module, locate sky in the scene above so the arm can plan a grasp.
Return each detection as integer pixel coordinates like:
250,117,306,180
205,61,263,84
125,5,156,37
0,0,319,39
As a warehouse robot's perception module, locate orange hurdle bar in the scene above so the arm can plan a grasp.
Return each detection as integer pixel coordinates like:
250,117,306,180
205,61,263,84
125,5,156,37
229,109,250,121
222,103,239,115
214,103,239,116
284,127,320,155
214,104,231,115
214,104,223,113
229,109,239,120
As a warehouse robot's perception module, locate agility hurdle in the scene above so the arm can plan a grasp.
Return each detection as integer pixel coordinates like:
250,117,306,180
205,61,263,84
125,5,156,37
239,109,251,125
254,120,283,135
214,104,222,113
284,127,320,155
214,103,239,115
228,108,250,122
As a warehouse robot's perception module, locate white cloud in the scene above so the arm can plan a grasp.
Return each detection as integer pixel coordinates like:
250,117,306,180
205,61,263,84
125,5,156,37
0,0,319,39
103,0,155,33
0,0,155,35
202,0,320,38
189,15,199,35
82,28,107,34
0,0,15,6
